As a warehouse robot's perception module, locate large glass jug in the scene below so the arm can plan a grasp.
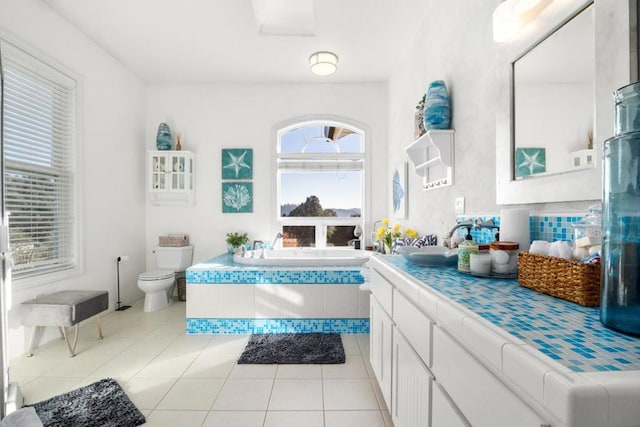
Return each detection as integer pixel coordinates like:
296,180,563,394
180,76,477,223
601,81,640,335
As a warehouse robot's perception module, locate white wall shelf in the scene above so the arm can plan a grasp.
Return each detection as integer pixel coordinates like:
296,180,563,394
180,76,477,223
148,150,195,205
405,130,455,190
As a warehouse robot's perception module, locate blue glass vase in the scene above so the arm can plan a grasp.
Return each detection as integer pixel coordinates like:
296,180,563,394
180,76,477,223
156,122,172,150
601,132,640,335
423,80,451,130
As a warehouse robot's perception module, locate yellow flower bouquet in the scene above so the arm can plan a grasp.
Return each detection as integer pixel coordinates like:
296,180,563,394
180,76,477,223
376,218,418,254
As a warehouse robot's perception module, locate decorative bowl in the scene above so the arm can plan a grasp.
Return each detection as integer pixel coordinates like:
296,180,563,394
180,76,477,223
401,246,458,267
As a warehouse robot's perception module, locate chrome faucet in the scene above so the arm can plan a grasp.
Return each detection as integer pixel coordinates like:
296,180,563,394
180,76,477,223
271,232,283,249
253,240,264,250
446,219,475,238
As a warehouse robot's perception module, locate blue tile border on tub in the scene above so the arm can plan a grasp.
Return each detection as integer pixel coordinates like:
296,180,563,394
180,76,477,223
186,318,370,334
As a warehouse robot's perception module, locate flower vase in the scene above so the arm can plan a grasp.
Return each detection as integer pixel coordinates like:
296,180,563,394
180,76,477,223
423,80,451,130
384,244,392,255
156,122,172,150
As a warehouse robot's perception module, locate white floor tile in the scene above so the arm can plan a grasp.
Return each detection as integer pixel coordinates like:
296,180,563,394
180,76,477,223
229,363,277,379
123,377,177,410
276,364,322,379
161,334,212,355
323,379,380,410
340,334,362,355
268,379,323,410
263,410,324,427
182,348,236,379
324,410,386,427
143,410,208,426
135,352,198,378
202,410,265,427
21,376,83,405
156,378,225,410
42,349,116,378
212,378,273,410
322,355,369,379
88,350,157,379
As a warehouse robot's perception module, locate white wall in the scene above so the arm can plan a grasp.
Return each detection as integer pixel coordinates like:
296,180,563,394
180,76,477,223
0,0,147,359
386,1,615,239
145,83,388,265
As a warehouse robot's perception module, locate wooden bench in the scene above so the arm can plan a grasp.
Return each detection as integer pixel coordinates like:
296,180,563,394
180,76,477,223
21,290,108,357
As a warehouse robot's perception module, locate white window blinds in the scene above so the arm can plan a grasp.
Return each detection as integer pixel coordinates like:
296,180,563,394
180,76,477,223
1,41,77,280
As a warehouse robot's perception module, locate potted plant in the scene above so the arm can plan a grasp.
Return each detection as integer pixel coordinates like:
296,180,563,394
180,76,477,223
225,232,249,253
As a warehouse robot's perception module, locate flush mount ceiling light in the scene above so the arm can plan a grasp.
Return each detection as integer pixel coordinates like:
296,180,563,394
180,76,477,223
309,51,338,76
493,0,553,43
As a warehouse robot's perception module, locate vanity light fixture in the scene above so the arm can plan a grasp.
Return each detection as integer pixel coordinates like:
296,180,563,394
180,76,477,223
493,0,553,43
309,51,338,76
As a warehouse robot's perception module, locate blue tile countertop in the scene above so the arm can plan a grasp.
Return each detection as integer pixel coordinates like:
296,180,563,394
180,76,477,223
186,253,365,284
384,255,640,373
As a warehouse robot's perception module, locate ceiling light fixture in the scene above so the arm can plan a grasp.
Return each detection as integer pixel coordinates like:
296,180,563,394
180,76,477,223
493,0,553,43
309,51,338,76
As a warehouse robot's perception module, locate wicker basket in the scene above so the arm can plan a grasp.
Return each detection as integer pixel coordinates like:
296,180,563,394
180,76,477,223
159,234,189,247
517,252,601,306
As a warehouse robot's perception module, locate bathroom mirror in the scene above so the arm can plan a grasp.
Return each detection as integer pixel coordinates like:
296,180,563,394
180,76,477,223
496,0,635,204
513,5,594,179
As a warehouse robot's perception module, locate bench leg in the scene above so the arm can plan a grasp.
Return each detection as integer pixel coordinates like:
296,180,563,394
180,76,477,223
26,326,39,357
96,316,104,340
60,325,79,357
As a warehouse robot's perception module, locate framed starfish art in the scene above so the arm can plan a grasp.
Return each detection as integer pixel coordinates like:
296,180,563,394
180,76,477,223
515,147,546,178
221,148,253,180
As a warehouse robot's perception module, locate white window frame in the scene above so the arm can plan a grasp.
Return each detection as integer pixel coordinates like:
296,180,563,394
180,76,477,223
1,35,83,288
275,119,366,249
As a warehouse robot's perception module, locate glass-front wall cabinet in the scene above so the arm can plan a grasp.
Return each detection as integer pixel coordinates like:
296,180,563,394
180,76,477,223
148,150,194,205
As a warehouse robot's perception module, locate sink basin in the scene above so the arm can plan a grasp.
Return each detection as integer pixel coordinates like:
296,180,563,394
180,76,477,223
398,246,458,267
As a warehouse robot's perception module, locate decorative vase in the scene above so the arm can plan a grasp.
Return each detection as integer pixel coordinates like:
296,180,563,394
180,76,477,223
423,80,451,130
384,244,392,255
156,123,172,150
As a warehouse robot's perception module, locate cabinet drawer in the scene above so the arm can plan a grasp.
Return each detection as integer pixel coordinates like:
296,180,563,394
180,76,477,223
394,290,432,366
370,269,393,315
432,327,548,427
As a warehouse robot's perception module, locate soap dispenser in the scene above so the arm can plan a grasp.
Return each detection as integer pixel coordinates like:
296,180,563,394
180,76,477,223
457,228,478,273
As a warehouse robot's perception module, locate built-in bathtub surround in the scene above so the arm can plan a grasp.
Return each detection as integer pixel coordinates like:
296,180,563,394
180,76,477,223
186,254,369,334
385,256,640,373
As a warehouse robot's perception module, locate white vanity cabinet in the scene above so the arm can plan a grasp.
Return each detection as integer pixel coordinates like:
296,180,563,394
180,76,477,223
368,255,553,427
369,270,394,410
148,150,194,205
392,326,432,427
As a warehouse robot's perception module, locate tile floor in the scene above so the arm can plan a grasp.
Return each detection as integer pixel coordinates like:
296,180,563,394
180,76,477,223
11,300,392,427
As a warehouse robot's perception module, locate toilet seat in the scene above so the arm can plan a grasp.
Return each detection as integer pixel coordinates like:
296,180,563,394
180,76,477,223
138,269,174,281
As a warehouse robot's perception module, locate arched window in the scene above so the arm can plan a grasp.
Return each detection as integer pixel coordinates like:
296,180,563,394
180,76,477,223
277,120,365,248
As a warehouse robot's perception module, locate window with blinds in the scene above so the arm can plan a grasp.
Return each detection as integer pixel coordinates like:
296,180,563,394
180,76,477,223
1,40,78,281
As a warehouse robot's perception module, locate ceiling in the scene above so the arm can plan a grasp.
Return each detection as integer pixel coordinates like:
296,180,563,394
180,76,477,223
41,0,427,83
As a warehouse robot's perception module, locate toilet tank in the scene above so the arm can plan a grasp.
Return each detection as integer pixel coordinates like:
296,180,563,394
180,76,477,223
154,245,194,271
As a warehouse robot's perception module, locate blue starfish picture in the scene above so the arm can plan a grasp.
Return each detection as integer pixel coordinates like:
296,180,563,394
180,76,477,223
515,147,546,177
222,148,253,180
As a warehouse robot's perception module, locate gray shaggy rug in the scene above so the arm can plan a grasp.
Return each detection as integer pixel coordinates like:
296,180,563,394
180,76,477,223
238,333,345,364
28,378,145,427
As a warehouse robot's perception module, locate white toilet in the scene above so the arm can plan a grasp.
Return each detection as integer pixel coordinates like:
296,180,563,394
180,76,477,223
137,245,194,312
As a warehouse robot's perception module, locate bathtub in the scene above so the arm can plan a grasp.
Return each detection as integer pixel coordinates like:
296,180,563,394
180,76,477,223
233,248,370,266
186,252,370,335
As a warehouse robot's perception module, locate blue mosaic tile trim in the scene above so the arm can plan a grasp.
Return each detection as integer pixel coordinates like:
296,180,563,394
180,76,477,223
384,256,640,373
457,215,585,244
530,215,582,243
186,318,369,334
187,254,365,284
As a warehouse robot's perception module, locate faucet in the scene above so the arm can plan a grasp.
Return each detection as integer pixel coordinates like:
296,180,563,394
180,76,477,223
271,232,283,249
446,219,475,238
252,240,264,250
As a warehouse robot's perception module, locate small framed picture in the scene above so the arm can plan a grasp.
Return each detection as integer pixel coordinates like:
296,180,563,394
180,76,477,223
222,182,253,213
221,148,253,180
515,148,546,177
392,162,407,219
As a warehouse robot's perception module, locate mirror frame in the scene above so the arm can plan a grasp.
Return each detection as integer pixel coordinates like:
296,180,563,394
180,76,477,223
496,0,634,204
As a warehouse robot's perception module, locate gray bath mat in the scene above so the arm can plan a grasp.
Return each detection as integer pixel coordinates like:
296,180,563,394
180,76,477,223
28,378,145,427
238,333,345,364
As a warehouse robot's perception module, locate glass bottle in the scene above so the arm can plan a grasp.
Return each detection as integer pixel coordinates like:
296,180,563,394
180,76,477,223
601,81,640,335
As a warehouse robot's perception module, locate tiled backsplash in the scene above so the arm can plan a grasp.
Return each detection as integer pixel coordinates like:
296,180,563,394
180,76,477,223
457,215,584,245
